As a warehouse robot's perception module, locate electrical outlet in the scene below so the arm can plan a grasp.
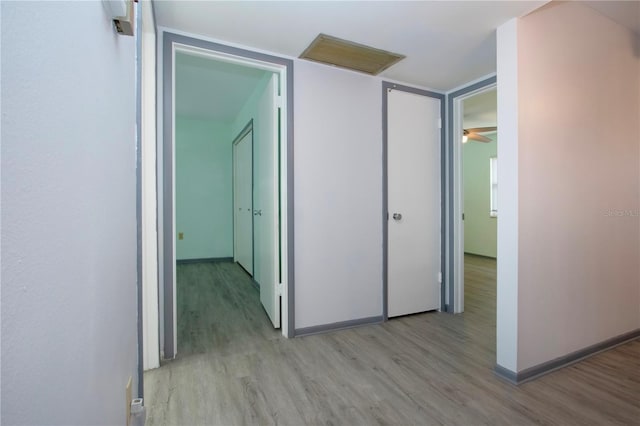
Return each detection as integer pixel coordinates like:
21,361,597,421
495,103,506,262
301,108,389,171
126,376,132,426
178,232,184,240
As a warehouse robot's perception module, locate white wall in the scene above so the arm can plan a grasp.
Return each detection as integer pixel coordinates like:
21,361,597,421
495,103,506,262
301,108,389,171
496,18,520,373
516,1,640,371
294,60,383,328
175,117,232,259
497,2,640,373
1,2,138,424
158,30,439,335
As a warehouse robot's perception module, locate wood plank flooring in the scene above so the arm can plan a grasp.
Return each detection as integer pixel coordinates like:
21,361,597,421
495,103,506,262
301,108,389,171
175,262,279,357
144,256,640,425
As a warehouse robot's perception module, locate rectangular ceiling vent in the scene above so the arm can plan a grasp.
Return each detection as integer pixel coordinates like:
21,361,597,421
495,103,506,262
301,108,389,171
299,34,405,76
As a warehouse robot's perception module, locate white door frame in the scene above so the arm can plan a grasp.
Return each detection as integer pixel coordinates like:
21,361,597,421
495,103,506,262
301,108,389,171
232,122,254,275
159,32,294,359
140,0,160,372
446,76,496,314
382,81,446,319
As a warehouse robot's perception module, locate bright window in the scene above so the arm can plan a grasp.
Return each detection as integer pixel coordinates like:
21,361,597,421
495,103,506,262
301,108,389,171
490,157,498,217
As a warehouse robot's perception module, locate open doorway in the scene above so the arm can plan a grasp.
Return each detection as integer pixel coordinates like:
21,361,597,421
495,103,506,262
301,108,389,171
460,88,497,315
448,77,496,314
173,52,281,355
159,33,294,360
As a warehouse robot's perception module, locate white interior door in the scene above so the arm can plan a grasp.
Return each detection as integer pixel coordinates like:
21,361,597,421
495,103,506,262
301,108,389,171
233,130,253,275
254,74,280,328
387,89,441,318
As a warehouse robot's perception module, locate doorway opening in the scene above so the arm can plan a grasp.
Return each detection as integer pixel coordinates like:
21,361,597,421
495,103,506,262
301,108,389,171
160,33,294,360
448,77,497,314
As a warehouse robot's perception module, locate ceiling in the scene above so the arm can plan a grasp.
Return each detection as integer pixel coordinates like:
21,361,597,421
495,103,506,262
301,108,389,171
166,1,637,119
463,89,497,129
156,1,549,91
176,52,267,121
586,1,640,36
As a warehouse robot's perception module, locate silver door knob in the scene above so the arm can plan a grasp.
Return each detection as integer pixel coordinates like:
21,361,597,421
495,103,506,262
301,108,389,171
254,210,262,216
393,213,402,220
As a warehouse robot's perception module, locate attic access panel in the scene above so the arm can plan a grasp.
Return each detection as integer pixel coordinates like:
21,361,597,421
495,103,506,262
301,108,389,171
299,34,406,75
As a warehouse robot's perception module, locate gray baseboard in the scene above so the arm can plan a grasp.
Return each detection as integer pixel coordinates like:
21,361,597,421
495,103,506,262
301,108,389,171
176,257,233,265
494,364,518,384
295,316,384,337
495,328,640,385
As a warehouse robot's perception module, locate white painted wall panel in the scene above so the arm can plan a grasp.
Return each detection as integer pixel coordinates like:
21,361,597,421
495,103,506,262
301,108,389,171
495,18,520,373
294,61,383,329
1,2,138,424
516,2,640,371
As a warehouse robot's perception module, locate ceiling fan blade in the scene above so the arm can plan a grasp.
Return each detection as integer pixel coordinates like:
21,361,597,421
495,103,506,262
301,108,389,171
467,133,492,143
465,126,497,133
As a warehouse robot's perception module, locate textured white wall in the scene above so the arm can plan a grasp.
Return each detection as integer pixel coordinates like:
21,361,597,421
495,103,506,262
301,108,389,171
1,2,138,424
294,60,383,329
516,1,640,370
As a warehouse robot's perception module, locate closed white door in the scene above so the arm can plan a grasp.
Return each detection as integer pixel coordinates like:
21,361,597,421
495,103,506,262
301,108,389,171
233,130,253,275
387,89,441,318
254,74,280,328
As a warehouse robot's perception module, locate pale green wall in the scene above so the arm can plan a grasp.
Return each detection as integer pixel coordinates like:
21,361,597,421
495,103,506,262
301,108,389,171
175,117,232,259
463,134,497,257
231,73,273,138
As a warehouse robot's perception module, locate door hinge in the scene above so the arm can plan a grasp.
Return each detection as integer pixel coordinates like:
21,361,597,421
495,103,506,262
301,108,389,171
277,282,284,296
438,272,442,283
438,118,442,129
462,213,465,220
276,95,284,109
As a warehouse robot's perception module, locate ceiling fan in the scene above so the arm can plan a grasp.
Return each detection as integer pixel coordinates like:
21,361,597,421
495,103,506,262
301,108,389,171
463,126,497,143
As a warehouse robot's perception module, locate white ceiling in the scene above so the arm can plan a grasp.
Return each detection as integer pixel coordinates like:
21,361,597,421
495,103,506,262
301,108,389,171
463,88,497,129
176,52,267,121
165,1,637,119
586,1,640,36
156,1,549,91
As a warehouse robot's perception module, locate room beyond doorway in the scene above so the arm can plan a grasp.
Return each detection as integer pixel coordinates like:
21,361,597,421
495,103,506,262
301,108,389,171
159,33,295,361
173,50,282,355
462,88,498,260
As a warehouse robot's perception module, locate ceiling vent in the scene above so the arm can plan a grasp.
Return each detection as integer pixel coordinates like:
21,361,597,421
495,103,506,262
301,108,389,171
299,34,405,76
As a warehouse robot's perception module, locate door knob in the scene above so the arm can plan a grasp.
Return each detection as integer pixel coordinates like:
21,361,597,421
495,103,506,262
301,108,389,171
254,210,262,216
393,213,402,220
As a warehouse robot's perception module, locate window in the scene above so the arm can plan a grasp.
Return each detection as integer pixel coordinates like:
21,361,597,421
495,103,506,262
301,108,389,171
490,156,498,217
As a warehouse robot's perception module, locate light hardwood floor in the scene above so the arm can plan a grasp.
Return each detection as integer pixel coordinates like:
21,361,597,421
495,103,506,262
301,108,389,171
144,256,640,425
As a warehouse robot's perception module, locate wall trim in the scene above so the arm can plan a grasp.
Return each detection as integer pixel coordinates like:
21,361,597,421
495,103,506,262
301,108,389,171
495,329,640,384
382,81,446,319
134,0,144,399
494,364,518,384
295,316,384,337
176,257,233,265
